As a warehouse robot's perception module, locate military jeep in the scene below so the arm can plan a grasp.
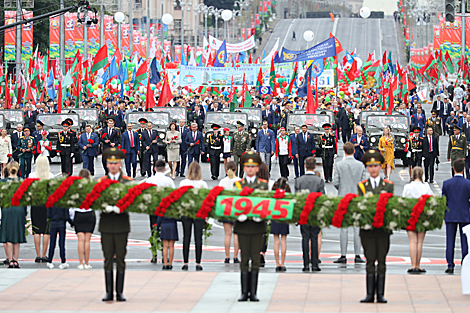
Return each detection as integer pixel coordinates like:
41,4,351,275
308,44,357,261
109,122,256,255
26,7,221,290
153,107,187,124
0,109,25,134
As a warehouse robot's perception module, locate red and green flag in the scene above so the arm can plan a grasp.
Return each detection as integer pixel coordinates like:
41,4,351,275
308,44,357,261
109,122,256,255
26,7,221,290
445,52,455,74
269,57,277,96
134,60,148,89
256,67,263,87
91,45,109,73
287,62,298,93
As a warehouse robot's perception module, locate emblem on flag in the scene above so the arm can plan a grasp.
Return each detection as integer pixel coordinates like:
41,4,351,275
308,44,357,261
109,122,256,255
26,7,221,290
259,86,271,95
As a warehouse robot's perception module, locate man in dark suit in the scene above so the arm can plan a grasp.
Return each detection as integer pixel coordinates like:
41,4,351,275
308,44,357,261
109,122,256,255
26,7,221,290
256,120,275,171
295,157,325,272
136,118,147,176
432,94,442,114
442,159,470,274
440,97,452,134
78,124,99,176
11,124,23,163
100,116,121,175
422,127,439,183
411,108,426,136
24,104,37,131
193,105,205,131
290,126,300,178
141,121,159,177
464,118,470,179
121,122,140,178
262,105,274,127
295,125,316,176
177,119,190,177
339,105,354,143
349,126,370,161
185,122,205,165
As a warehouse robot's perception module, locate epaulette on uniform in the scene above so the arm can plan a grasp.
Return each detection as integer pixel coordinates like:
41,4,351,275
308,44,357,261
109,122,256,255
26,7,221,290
122,175,132,181
383,179,393,184
258,178,267,183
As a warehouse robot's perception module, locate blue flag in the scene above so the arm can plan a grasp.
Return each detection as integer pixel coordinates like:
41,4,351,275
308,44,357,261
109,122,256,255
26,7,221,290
149,58,161,84
123,60,129,82
109,57,118,79
46,69,55,100
297,64,313,98
181,50,187,66
214,40,227,67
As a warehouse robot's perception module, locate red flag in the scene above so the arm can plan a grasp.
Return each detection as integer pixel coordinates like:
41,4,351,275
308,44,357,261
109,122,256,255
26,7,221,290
240,74,247,107
229,75,235,102
5,82,11,109
256,67,263,87
145,78,156,110
248,54,252,64
157,78,172,107
111,49,122,66
26,81,36,106
346,59,357,81
57,80,62,113
329,33,343,54
306,78,315,114
39,85,46,103
382,50,388,66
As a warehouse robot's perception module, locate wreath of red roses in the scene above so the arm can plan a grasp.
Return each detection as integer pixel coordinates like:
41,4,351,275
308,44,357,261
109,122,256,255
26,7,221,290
154,186,193,217
11,178,39,206
116,182,156,213
406,195,432,231
239,187,254,196
273,189,286,199
298,192,323,225
46,176,82,208
196,186,225,219
79,179,119,210
373,193,393,228
332,193,358,227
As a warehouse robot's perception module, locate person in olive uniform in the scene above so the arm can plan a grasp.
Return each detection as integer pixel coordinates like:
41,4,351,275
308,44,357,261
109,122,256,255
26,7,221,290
57,120,75,177
410,127,424,168
18,127,35,178
208,123,224,180
98,148,133,302
234,151,268,302
358,150,394,304
320,123,337,182
447,125,467,176
425,109,443,146
231,121,251,178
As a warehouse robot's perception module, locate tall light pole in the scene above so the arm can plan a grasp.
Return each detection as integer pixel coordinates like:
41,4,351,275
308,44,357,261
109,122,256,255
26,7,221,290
221,10,233,41
129,0,133,57
195,4,206,47
174,0,193,47
161,13,174,56
204,6,215,39
214,9,223,39
115,12,125,51
234,0,250,39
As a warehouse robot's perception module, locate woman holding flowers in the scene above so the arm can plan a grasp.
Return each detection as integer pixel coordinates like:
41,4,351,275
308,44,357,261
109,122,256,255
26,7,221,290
378,126,394,180
164,122,182,179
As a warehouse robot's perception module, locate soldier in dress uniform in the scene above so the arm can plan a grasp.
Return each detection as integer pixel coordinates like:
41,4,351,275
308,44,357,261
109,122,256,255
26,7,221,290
320,123,337,182
231,121,251,178
425,109,443,146
57,120,75,176
136,118,147,177
358,150,394,304
18,127,35,178
98,148,132,302
447,125,467,176
410,127,423,168
233,151,268,302
208,123,224,180
65,118,79,175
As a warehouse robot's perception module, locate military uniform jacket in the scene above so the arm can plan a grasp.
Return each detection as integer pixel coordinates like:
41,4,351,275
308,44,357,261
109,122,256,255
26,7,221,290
18,136,35,158
57,130,75,152
410,136,424,156
233,177,269,235
425,117,443,136
208,133,224,156
98,173,133,233
231,131,250,155
447,134,467,160
320,133,337,156
357,178,394,196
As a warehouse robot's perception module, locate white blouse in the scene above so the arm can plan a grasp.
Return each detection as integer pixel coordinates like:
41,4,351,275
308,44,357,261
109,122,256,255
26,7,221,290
218,177,241,190
179,179,208,189
402,181,434,199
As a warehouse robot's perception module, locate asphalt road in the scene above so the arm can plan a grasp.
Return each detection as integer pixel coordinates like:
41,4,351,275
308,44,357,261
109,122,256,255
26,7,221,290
4,100,464,275
263,17,401,63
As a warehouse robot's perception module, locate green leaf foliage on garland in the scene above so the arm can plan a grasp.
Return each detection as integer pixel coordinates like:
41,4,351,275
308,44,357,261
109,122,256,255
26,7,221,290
0,178,447,233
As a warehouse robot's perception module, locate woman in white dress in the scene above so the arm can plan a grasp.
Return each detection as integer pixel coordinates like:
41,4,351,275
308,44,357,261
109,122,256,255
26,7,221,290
402,167,434,274
0,129,12,178
218,161,241,263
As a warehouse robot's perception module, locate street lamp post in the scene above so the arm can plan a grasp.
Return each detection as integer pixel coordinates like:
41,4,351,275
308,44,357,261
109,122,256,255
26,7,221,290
214,9,223,39
173,1,193,47
232,10,240,43
161,13,174,57
234,0,250,39
114,11,125,51
205,6,215,39
195,4,206,48
221,10,233,41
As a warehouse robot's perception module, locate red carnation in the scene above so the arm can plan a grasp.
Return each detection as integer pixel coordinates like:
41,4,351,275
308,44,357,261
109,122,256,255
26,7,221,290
7,154,12,157
101,133,107,139
240,187,254,196
121,149,127,154
88,139,94,144
273,189,285,199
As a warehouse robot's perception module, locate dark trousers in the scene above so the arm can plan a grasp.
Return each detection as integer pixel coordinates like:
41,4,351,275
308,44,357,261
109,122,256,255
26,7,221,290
139,150,145,175
144,151,158,176
125,152,137,177
301,225,320,267
466,156,470,179
238,233,264,272
423,156,435,181
445,222,469,268
101,232,128,271
411,153,422,168
279,155,289,178
177,149,187,174
233,154,244,178
209,151,221,177
323,154,334,180
298,154,312,176
19,157,32,178
187,153,200,166
360,229,390,274
181,217,205,264
342,128,351,143
48,226,66,263
293,156,299,177
442,115,449,133
60,150,73,176
82,155,95,175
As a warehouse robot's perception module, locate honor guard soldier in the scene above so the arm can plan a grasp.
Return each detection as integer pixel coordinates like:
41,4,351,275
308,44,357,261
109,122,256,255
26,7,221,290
98,148,132,302
320,123,337,182
410,127,424,168
208,123,224,180
447,125,467,176
425,109,443,146
18,127,35,178
57,120,75,176
65,118,79,175
136,118,147,177
234,151,268,302
100,116,122,175
358,150,394,304
231,121,251,178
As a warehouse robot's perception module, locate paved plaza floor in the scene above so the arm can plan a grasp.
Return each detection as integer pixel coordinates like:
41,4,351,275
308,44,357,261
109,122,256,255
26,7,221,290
0,268,468,313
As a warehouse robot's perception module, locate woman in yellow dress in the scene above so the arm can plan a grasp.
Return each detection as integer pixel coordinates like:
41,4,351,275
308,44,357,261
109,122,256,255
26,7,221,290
378,126,395,180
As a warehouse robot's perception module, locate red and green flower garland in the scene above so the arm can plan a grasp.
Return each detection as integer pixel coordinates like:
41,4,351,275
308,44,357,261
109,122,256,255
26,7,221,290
46,176,82,208
11,178,39,206
406,194,432,231
80,179,119,210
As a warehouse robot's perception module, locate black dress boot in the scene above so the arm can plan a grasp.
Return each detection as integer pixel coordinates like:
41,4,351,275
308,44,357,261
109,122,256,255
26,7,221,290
102,271,114,301
116,271,126,302
249,271,259,302
376,274,387,303
360,273,375,303
238,272,249,302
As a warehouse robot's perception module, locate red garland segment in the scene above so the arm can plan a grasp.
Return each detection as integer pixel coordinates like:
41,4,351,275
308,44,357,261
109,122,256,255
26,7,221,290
154,186,194,217
298,192,323,225
332,193,358,227
406,194,432,231
45,176,82,208
196,186,225,219
373,193,393,228
11,178,40,206
79,179,119,210
116,182,156,213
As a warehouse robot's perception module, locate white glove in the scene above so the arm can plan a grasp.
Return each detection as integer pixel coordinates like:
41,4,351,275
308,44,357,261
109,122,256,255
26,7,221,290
253,217,262,223
237,214,247,222
334,154,337,159
105,206,120,214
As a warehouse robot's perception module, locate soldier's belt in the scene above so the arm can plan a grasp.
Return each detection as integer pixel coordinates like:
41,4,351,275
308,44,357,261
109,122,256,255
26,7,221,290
411,149,422,152
211,147,221,149
322,146,334,149
61,144,71,147
452,147,463,150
